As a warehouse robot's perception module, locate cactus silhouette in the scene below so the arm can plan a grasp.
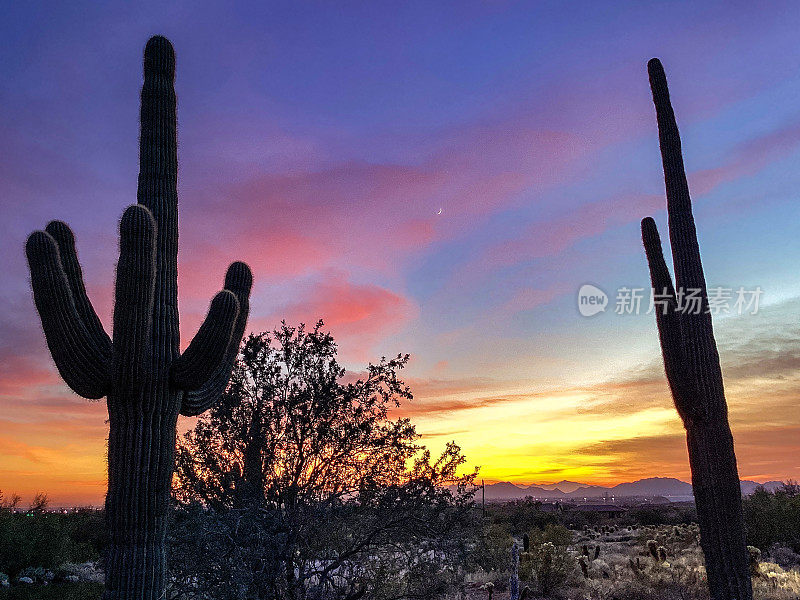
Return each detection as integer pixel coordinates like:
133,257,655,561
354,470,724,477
25,36,252,599
647,539,659,561
640,58,751,600
509,541,520,600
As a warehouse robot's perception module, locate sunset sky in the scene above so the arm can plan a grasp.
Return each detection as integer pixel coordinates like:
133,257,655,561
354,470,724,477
3,1,800,505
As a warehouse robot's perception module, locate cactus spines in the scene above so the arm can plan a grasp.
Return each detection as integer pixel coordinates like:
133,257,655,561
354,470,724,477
509,542,520,600
640,58,751,600
25,36,252,600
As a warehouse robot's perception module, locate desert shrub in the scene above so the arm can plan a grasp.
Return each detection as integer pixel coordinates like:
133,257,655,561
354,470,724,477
16,567,50,584
560,510,589,530
60,510,105,557
473,523,513,574
0,583,104,600
524,540,575,595
562,510,608,530
520,524,575,595
768,543,800,569
0,511,101,577
489,499,563,535
744,483,800,552
621,505,696,528
530,523,573,548
56,562,104,584
627,507,666,526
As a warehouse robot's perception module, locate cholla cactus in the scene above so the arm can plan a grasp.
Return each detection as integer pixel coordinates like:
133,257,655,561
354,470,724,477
484,582,494,600
647,539,659,561
640,58,751,600
579,556,589,578
628,557,643,574
25,37,252,599
657,546,668,563
748,546,762,577
509,542,520,600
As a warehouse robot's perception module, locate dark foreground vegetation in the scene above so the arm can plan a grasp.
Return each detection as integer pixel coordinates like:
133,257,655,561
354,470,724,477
2,484,800,599
170,323,476,599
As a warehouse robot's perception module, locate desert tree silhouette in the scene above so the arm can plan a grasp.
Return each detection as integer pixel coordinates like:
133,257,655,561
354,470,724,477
172,324,476,599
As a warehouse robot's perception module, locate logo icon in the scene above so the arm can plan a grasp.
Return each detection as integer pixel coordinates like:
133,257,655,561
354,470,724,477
578,284,608,317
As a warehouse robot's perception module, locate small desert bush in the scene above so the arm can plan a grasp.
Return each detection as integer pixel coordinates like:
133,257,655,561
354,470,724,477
745,484,800,554
474,523,513,574
519,524,577,595
0,583,104,600
768,544,800,570
0,511,102,578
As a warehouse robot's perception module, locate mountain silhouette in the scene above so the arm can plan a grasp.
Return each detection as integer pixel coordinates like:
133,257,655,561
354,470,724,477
477,477,785,501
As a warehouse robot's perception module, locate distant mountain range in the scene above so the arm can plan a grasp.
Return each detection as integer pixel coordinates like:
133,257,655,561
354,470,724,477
476,477,785,501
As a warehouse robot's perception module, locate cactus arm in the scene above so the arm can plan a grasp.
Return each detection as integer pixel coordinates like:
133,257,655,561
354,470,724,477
180,261,252,416
171,290,239,390
647,58,709,297
25,231,110,399
640,217,678,312
112,205,157,391
44,221,112,359
640,217,698,421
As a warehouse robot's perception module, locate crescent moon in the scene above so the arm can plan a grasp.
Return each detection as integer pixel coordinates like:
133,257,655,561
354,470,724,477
437,208,443,215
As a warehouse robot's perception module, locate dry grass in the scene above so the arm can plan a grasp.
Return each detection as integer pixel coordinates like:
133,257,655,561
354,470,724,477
562,525,800,600
456,524,800,599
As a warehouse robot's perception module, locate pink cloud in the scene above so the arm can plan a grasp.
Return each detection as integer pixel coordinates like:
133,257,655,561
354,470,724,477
173,114,594,290
162,117,596,347
690,122,800,196
488,193,663,269
247,271,418,360
449,118,800,295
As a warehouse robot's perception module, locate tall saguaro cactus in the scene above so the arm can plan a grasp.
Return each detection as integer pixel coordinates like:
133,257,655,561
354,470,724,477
25,36,252,599
640,58,751,600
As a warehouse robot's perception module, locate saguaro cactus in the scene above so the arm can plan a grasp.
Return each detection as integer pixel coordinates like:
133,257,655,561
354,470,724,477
509,542,520,600
640,58,751,600
25,36,252,599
